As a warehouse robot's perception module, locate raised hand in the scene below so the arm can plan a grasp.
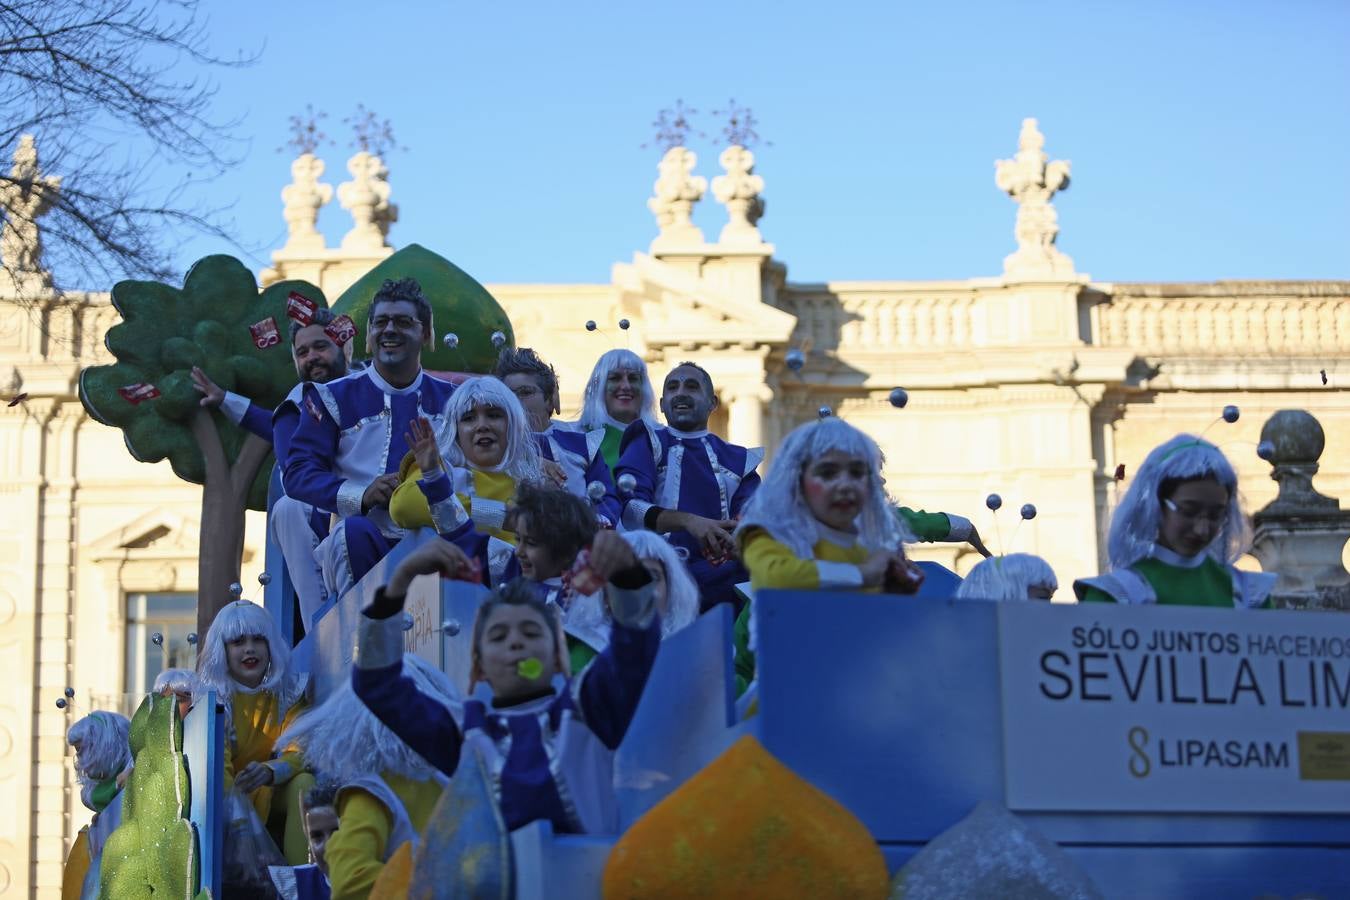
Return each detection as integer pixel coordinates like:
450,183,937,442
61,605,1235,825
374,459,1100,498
587,528,640,582
389,539,477,598
190,366,225,408
404,417,445,474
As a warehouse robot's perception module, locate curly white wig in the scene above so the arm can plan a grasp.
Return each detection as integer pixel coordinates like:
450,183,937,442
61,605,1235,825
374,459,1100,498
622,530,700,637
956,553,1059,602
195,600,307,713
152,668,202,704
440,376,543,483
734,417,913,557
1107,433,1249,570
578,349,659,431
68,711,132,787
276,655,458,785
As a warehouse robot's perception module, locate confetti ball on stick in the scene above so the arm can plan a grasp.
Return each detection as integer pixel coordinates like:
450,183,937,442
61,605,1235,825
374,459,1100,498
258,572,272,586
785,349,804,372
517,657,544,679
888,388,909,409
402,612,415,632
151,632,164,646
1222,405,1240,424
56,698,67,709
1257,440,1276,462
443,332,459,349
985,493,1003,511
490,331,506,348
1020,503,1037,520
64,686,75,698
818,406,832,419
585,320,597,332
586,481,606,502
187,633,198,645
618,319,631,330
617,473,637,495
441,619,461,636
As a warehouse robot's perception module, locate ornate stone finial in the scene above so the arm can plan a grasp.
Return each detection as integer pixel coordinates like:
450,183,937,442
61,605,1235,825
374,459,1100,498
279,153,333,252
711,145,765,245
0,134,61,292
994,118,1074,279
648,146,707,248
1255,410,1338,515
337,150,397,251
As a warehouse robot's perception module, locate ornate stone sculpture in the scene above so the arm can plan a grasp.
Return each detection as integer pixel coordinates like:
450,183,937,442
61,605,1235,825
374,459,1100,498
994,119,1074,279
648,146,707,248
0,135,60,292
711,145,765,245
338,150,397,251
279,153,332,252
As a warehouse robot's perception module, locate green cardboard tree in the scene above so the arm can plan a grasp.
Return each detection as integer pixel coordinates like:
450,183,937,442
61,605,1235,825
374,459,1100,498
79,255,328,633
100,693,204,900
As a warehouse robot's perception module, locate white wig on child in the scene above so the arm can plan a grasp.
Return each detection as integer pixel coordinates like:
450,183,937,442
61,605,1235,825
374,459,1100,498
68,711,132,786
956,554,1058,602
276,654,458,786
1107,433,1249,570
621,530,700,636
734,417,913,558
152,667,202,703
578,349,659,430
196,600,306,712
442,376,543,484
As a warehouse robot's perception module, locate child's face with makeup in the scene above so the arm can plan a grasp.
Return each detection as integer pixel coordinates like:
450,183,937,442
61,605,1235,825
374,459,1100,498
477,604,559,700
800,450,869,532
226,634,270,688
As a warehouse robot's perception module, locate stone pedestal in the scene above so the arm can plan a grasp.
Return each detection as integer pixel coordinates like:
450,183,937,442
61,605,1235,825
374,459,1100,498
1250,409,1350,610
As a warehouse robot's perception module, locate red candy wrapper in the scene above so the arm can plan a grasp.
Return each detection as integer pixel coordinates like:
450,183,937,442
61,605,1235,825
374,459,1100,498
884,557,925,595
565,547,605,596
249,316,281,349
118,382,161,404
286,291,317,325
324,314,357,346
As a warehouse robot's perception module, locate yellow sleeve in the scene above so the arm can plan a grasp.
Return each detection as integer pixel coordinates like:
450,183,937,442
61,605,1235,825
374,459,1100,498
265,698,310,785
389,454,434,530
327,789,395,900
741,529,823,591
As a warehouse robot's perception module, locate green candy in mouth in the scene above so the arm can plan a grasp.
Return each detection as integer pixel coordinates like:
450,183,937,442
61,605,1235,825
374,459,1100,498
516,657,543,680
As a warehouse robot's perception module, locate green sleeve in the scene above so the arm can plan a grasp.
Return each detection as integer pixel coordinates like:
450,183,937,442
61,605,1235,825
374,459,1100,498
568,636,598,674
733,603,755,697
90,777,119,813
1078,585,1117,604
897,506,952,542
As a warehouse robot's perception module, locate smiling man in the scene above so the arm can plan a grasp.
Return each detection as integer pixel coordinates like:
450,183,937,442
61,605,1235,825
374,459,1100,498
284,278,458,602
615,361,763,612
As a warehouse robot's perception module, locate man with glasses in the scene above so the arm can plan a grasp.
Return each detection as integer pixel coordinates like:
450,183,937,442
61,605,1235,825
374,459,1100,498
285,278,457,601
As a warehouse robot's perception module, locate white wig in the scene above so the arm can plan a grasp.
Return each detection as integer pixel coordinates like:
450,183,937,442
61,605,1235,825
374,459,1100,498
578,349,659,431
276,655,458,785
956,553,1059,602
1107,433,1249,570
68,711,132,786
734,417,913,558
622,530,700,637
152,667,202,704
196,600,307,714
442,376,543,484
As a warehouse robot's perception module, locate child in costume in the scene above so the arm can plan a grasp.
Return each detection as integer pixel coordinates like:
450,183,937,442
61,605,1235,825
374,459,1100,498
1074,434,1275,607
731,417,923,693
197,599,315,864
390,376,543,547
276,654,455,900
494,347,622,527
352,533,661,835
956,553,1058,601
152,667,201,721
62,711,133,898
577,349,661,472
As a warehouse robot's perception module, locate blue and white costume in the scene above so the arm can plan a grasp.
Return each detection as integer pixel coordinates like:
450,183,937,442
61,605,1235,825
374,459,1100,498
535,421,621,528
615,421,763,611
415,471,521,589
284,367,457,599
352,576,660,834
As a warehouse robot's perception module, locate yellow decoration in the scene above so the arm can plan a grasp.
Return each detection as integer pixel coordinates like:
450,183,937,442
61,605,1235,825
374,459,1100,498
368,841,414,900
61,828,91,900
603,735,888,900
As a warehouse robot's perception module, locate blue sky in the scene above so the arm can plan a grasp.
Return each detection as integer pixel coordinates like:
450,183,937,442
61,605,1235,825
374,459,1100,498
164,0,1348,286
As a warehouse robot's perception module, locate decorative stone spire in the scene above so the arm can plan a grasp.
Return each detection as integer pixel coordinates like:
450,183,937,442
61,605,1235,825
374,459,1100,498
994,118,1073,279
648,146,707,249
0,135,61,293
279,153,332,252
711,145,765,245
337,150,397,251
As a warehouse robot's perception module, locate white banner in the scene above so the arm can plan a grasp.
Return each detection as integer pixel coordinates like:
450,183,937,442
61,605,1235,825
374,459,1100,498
998,602,1350,813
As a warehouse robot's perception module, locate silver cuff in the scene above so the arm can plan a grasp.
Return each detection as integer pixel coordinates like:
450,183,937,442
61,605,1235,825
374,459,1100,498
220,391,250,425
471,498,508,531
354,613,404,670
337,479,369,520
264,759,293,784
945,514,973,543
606,580,658,630
622,499,653,532
429,494,471,533
815,560,864,589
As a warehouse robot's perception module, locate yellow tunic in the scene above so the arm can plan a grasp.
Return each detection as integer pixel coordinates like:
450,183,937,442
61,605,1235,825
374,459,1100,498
740,528,876,593
389,453,519,544
326,771,445,900
224,689,314,864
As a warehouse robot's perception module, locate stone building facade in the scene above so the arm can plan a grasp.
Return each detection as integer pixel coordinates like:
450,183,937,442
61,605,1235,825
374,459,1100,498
0,119,1346,896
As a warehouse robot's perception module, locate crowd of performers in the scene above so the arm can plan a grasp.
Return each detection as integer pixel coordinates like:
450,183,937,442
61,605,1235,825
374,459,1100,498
65,277,1278,898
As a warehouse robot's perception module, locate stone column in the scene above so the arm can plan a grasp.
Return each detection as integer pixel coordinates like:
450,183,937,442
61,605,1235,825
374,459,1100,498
1250,409,1350,610
723,383,773,449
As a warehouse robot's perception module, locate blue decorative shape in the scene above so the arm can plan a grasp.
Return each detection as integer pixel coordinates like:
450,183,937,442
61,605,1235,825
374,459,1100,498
184,690,224,897
410,747,513,898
